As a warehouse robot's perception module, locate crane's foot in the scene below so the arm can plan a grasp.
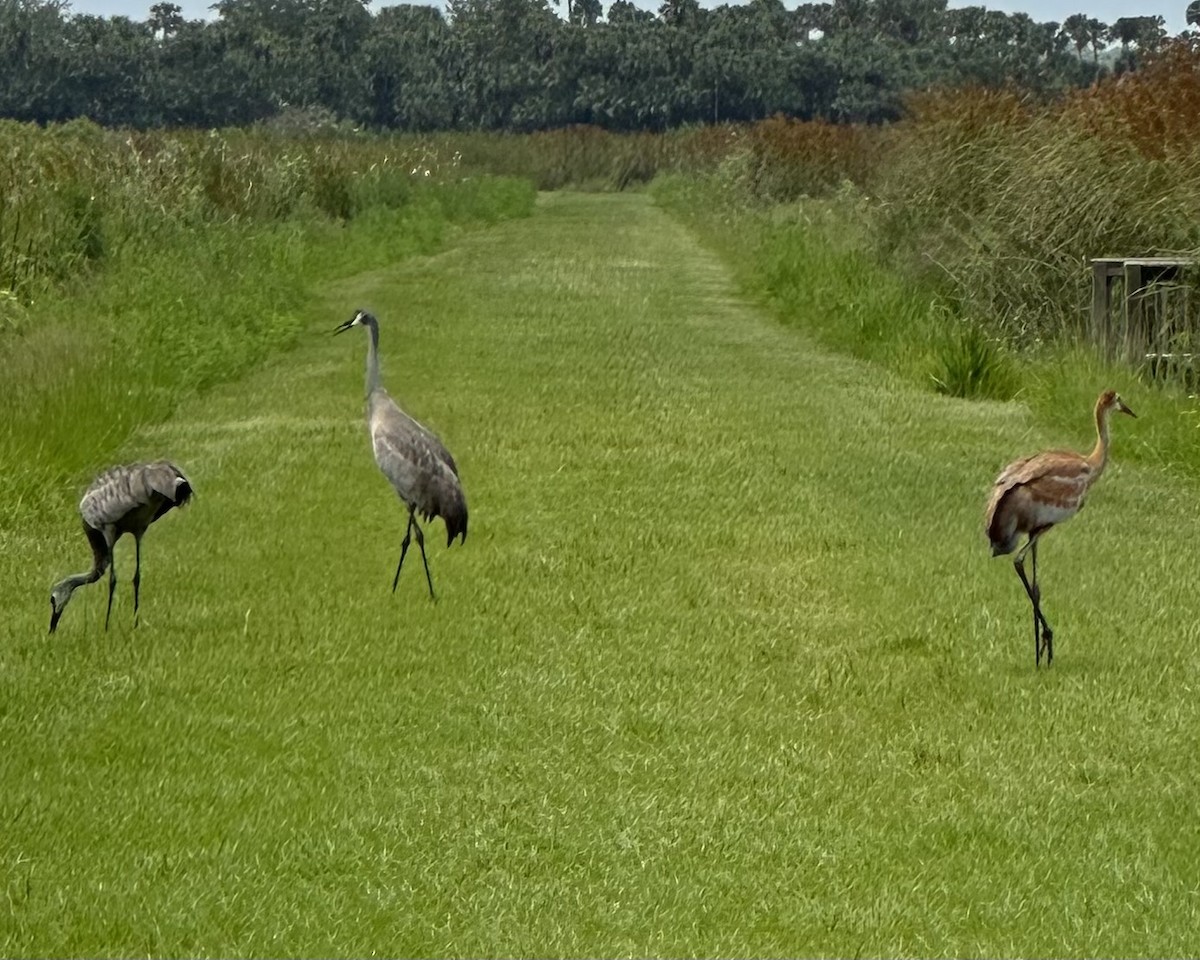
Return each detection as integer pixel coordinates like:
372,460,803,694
1035,628,1055,667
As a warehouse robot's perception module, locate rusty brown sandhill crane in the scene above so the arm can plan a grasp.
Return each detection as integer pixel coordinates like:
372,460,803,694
985,390,1136,666
49,461,193,634
334,308,467,598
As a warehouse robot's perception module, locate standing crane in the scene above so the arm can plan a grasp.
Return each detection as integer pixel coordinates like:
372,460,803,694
49,460,194,634
334,308,467,598
985,389,1136,666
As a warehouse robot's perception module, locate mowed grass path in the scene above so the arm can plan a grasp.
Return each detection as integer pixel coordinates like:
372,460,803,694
4,192,1200,956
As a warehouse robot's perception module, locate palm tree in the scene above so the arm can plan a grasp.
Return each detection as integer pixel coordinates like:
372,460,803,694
1061,12,1091,58
148,0,184,39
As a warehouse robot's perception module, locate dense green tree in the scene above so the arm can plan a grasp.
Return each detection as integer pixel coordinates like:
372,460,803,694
362,4,456,129
658,0,701,28
0,0,77,121
299,0,373,116
1061,12,1096,58
154,18,277,125
448,0,568,130
874,0,947,44
574,16,671,127
62,14,155,124
148,1,183,38
1110,14,1166,50
694,0,792,122
794,2,831,40
606,0,653,26
0,0,1134,132
1109,14,1166,72
206,0,370,116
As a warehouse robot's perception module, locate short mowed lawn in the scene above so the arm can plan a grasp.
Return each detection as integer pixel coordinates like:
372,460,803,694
4,192,1200,957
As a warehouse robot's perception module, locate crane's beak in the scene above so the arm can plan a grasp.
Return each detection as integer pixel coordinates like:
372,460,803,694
332,318,356,336
49,604,62,634
1118,399,1137,418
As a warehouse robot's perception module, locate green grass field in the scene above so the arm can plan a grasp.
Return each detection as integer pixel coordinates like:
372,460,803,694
4,191,1200,956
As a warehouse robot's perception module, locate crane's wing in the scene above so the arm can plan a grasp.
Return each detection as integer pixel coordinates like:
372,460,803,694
369,390,460,474
985,449,1093,541
80,460,193,528
405,411,459,477
370,399,467,544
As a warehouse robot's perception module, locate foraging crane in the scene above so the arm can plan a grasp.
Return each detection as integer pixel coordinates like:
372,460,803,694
334,308,467,598
49,460,193,634
985,389,1135,666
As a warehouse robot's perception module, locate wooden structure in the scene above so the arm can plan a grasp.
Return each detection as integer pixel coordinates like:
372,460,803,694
1090,257,1196,376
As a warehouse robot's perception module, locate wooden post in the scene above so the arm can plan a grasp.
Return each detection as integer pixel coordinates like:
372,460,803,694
1091,259,1112,357
1123,260,1145,362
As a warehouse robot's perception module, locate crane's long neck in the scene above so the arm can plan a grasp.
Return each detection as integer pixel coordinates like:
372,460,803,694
57,568,103,594
363,316,382,398
52,562,106,612
1087,399,1112,474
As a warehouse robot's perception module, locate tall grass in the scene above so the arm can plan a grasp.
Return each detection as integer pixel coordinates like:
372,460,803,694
625,39,1200,377
651,173,1020,402
651,164,1198,480
0,121,508,299
0,120,535,531
645,38,1200,475
874,79,1200,350
431,125,740,190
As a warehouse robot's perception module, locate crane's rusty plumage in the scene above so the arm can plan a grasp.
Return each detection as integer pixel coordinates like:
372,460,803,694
335,308,467,598
985,389,1135,666
49,460,193,633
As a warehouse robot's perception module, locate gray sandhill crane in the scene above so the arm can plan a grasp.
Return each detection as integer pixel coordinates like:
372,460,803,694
334,308,467,598
985,389,1135,666
49,460,193,633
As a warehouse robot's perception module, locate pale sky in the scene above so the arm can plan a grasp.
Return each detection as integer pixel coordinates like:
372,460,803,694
63,0,1191,36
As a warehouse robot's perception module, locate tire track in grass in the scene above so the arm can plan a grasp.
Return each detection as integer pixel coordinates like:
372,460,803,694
5,192,1200,956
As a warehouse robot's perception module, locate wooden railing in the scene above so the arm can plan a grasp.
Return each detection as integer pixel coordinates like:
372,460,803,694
1090,256,1197,382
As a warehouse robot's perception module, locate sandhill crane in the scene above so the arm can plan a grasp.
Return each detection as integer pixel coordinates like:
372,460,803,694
334,308,467,598
49,460,193,634
985,389,1136,666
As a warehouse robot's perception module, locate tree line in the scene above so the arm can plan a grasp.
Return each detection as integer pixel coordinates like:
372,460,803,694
0,0,1191,131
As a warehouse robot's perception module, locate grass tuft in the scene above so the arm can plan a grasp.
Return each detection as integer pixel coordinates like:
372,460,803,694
931,322,1018,400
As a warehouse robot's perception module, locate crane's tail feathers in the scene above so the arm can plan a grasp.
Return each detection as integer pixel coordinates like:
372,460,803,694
425,491,467,547
445,512,467,547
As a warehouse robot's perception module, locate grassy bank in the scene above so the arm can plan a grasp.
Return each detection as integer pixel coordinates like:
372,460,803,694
651,172,1200,481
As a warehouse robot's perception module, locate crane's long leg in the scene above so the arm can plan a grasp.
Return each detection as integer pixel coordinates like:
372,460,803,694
1013,536,1053,667
1031,538,1041,664
1013,560,1042,666
411,516,435,600
393,511,415,593
105,553,118,632
392,507,436,599
1032,539,1053,665
132,532,141,628
1027,537,1040,665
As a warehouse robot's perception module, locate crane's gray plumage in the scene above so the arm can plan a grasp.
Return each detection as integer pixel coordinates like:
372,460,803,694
335,308,467,598
49,460,193,633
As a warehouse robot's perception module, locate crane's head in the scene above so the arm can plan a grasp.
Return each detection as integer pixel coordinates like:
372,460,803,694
333,309,375,336
1098,389,1137,419
49,580,75,634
